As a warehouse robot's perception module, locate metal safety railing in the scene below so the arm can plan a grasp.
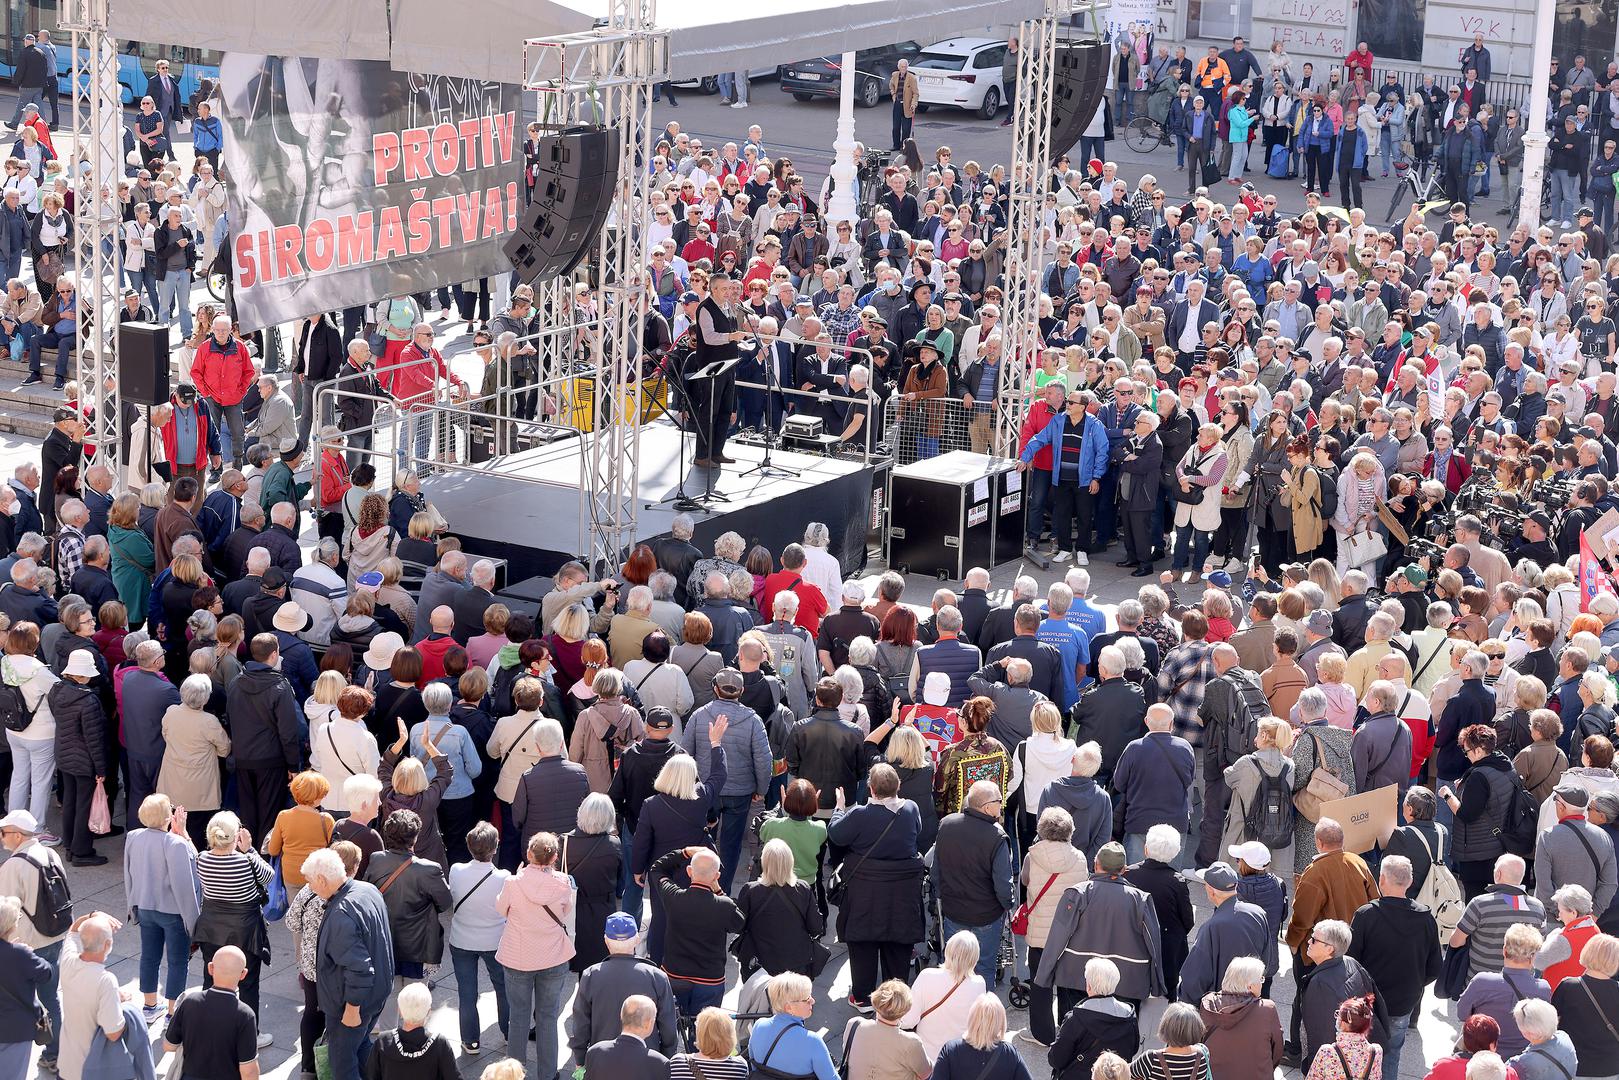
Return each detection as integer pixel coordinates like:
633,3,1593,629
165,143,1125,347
882,395,998,468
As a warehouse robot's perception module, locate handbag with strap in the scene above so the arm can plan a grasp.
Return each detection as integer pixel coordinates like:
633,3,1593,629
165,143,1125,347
376,859,412,895
1010,873,1060,936
827,811,900,906
1581,979,1619,1043
1344,528,1387,568
1293,728,1350,821
916,976,968,1023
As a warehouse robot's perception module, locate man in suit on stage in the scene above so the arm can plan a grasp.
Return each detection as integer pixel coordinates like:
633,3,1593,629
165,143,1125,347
689,275,745,469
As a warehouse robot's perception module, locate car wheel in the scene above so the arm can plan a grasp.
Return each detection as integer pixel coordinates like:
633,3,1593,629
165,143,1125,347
793,92,815,102
699,76,718,94
978,85,1000,120
858,76,881,108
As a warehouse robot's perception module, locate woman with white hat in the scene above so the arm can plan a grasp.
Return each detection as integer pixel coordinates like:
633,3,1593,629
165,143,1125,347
355,631,405,693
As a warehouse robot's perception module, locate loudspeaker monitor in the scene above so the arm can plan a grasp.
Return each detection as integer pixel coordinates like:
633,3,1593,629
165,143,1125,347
504,125,622,286
1047,42,1111,165
118,321,170,406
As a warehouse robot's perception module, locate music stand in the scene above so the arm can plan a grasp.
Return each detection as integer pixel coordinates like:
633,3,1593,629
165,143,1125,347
684,356,738,508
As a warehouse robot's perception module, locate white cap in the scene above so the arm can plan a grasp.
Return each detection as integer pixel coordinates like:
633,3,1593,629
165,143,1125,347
1228,840,1272,870
922,670,951,707
0,809,40,834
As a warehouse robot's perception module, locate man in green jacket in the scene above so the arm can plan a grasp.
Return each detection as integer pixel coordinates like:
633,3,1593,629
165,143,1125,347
259,438,310,532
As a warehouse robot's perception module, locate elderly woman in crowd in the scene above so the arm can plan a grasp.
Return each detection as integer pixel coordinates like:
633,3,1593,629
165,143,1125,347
124,793,200,1022
0,893,51,1079
1049,957,1140,1080
1289,686,1357,874
1020,806,1089,1045
265,771,335,893
559,792,623,973
155,672,230,849
366,982,459,1080
496,831,577,1080
734,837,824,978
286,840,362,1075
192,810,274,1026
380,715,454,869
904,930,988,1062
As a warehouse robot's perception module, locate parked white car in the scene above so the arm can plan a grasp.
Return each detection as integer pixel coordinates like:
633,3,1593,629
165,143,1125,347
913,37,1010,119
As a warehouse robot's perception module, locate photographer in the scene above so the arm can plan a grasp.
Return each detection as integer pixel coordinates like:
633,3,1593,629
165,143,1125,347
1509,511,1559,570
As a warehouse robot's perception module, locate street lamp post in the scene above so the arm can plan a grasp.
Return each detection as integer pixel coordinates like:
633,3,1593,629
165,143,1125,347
1518,0,1557,228
827,51,859,226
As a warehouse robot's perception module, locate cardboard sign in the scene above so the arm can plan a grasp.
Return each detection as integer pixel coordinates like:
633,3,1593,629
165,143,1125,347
1318,783,1399,854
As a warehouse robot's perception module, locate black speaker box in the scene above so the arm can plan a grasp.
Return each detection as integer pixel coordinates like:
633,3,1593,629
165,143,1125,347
1048,42,1111,165
504,125,621,286
118,321,170,406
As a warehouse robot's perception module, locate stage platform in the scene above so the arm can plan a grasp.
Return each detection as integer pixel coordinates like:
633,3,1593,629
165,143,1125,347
420,423,888,583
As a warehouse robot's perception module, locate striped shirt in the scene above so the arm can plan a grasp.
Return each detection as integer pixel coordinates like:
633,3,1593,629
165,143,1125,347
196,849,274,905
670,1055,749,1080
1457,885,1546,978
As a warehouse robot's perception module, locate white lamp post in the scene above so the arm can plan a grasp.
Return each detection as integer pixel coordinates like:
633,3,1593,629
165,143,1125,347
1518,0,1557,228
827,51,859,227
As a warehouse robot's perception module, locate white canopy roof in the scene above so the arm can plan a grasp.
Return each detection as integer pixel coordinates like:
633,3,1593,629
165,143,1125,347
109,0,1038,83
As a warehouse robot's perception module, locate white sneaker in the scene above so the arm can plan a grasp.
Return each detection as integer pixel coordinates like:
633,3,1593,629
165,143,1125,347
1224,557,1246,574
257,1033,274,1049
731,101,748,108
1052,549,1072,563
36,833,60,847
1071,549,1088,566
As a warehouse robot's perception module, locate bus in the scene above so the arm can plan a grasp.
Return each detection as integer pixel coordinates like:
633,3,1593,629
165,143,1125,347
0,0,221,106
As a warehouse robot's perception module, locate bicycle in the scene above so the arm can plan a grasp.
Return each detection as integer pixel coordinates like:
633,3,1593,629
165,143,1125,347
1384,158,1447,224
1124,114,1170,154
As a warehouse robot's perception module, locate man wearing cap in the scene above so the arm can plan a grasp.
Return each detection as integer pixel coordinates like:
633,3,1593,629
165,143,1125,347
1175,859,1270,1003
1035,842,1165,1007
158,383,218,484
0,807,69,1064
1509,511,1559,570
39,405,83,537
688,276,745,469
785,216,827,289
571,913,679,1059
680,668,772,891
1534,784,1618,917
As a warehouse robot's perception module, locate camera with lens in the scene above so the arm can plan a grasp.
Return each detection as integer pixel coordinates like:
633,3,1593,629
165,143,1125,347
1403,537,1445,568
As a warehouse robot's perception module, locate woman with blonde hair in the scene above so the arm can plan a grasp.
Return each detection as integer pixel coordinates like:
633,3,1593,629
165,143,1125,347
124,793,200,1021
902,930,989,1061
1008,701,1076,850
671,1007,749,1080
375,557,418,637
735,838,824,978
1307,558,1342,612
747,973,841,1078
1311,652,1358,729
379,717,453,868
841,980,930,1080
931,994,1030,1080
1222,717,1297,862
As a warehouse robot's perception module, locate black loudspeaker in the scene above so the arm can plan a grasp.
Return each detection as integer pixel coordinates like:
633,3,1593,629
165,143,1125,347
504,125,622,286
1048,42,1111,165
118,321,170,406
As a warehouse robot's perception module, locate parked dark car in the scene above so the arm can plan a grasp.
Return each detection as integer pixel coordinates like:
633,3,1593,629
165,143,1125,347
780,42,922,108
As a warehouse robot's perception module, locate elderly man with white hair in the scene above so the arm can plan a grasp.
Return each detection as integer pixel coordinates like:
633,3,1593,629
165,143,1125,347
303,847,394,1080
58,911,126,1080
817,580,880,672
417,550,472,640
290,537,348,645
247,373,297,450
189,313,256,468
608,584,663,669
451,559,499,645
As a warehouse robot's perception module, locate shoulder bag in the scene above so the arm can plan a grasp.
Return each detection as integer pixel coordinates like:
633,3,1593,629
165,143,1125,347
915,976,968,1024
1580,979,1619,1044
827,811,900,906
1010,874,1059,936
376,859,412,895
453,868,496,913
1293,728,1350,822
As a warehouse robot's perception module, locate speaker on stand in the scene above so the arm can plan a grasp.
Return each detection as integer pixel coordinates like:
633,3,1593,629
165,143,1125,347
504,125,623,287
1046,42,1111,165
119,321,172,485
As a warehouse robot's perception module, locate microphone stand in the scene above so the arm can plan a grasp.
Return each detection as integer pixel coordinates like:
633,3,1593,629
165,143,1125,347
655,339,701,512
739,313,798,480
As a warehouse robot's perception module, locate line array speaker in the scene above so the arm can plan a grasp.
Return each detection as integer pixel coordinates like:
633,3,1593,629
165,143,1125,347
118,321,170,406
504,125,622,287
1047,42,1111,166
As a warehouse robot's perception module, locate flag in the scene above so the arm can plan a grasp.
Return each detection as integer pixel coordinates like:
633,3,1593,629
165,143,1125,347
1579,530,1617,612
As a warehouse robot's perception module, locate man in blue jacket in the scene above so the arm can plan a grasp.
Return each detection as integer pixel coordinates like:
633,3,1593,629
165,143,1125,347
309,848,395,1080
1017,388,1108,563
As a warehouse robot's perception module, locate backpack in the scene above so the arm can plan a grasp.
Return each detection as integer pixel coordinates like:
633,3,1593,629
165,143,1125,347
1243,760,1297,848
1211,671,1270,769
1500,773,1541,857
0,679,33,733
1410,827,1465,936
18,851,71,938
1310,466,1338,520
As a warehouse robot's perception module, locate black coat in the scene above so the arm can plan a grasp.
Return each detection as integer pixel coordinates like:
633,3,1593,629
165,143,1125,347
362,852,452,965
1070,678,1148,784
986,635,1063,703
293,315,345,382
1347,897,1442,1014
1122,858,1195,999
225,661,302,771
561,829,624,973
1331,594,1379,653
735,881,824,976
40,427,81,534
1049,1000,1141,1080
784,710,864,809
48,679,106,777
70,565,119,614
833,855,927,945
1115,433,1163,510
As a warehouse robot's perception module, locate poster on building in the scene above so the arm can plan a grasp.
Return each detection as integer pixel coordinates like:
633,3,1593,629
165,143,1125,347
1251,0,1350,62
1101,0,1159,44
216,55,523,332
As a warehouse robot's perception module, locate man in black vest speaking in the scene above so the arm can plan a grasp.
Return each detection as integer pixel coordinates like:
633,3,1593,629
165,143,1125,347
690,275,746,468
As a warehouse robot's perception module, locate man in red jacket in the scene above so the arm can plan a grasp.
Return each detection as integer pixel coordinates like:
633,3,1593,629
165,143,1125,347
378,323,466,470
1017,381,1065,552
159,383,220,481
189,314,256,470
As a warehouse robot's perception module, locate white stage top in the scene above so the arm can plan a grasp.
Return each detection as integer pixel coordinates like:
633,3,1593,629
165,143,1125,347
109,0,1042,83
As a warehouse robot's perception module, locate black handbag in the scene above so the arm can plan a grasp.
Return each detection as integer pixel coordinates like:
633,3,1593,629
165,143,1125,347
827,813,899,906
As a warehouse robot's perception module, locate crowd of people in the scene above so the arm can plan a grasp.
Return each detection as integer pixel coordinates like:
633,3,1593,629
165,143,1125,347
10,23,1619,1080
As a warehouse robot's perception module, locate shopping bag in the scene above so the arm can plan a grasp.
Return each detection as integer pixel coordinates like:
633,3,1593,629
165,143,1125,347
263,856,289,922
88,779,112,835
1267,144,1290,178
